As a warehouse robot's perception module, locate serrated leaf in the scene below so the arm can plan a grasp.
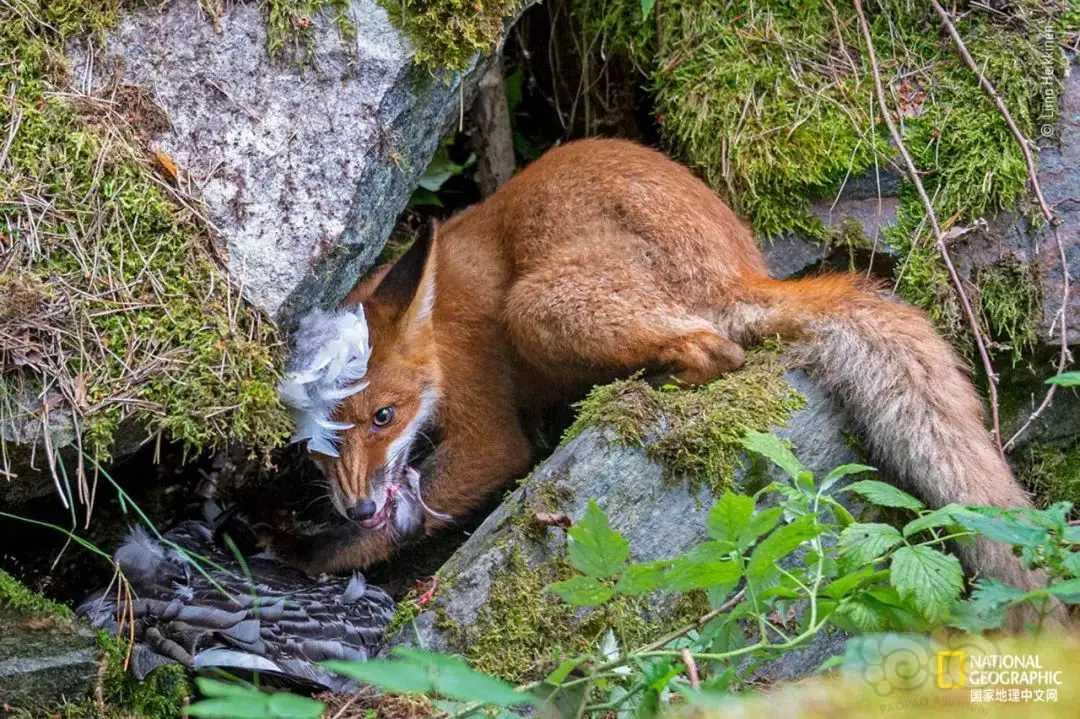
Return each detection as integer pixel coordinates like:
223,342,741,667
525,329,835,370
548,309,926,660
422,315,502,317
740,431,805,481
823,566,882,599
741,506,783,548
567,500,629,578
707,492,755,543
547,575,614,606
615,561,671,595
843,480,924,511
890,546,963,623
1046,371,1080,387
821,463,876,492
641,0,657,20
836,598,887,632
1063,551,1080,575
902,504,969,537
746,514,819,584
664,557,740,592
838,523,903,564
267,693,325,719
955,513,1048,547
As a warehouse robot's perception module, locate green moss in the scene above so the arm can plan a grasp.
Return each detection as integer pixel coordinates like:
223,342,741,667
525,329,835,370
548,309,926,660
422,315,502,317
563,347,804,492
1018,439,1080,510
0,568,73,619
264,0,357,63
381,0,522,72
440,549,657,683
977,260,1042,366
98,633,192,719
573,1,1063,357
1,3,290,461
387,591,424,637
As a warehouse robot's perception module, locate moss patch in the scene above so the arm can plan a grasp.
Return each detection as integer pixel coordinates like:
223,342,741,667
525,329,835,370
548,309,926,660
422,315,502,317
563,346,804,491
0,2,290,461
977,260,1042,366
1017,439,1080,511
263,0,357,62
439,548,657,683
97,633,192,719
572,1,1065,354
381,0,523,72
0,567,73,619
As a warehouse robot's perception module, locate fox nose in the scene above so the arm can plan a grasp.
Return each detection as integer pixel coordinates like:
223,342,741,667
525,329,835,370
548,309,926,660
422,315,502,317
346,499,378,522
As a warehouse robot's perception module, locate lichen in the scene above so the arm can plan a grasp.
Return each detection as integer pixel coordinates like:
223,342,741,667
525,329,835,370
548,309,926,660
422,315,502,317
381,0,523,72
563,346,805,492
0,2,290,462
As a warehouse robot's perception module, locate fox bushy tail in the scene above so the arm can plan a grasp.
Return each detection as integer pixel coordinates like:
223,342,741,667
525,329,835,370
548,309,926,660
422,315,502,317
738,274,1039,594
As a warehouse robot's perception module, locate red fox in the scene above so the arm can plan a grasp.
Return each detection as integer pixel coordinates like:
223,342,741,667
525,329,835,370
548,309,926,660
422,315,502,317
279,138,1043,601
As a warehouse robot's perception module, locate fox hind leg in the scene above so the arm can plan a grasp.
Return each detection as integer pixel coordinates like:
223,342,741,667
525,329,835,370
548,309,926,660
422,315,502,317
504,263,744,387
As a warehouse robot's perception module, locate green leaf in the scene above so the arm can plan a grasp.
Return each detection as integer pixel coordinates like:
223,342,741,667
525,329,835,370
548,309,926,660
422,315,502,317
186,698,269,719
194,678,256,699
641,0,657,20
267,693,325,719
843,480,924,511
615,561,671,595
567,500,629,578
1046,371,1080,387
740,431,805,481
821,463,876,491
1048,578,1080,603
707,492,755,543
1063,551,1080,576
822,566,884,600
547,575,614,606
955,513,1048,548
323,659,433,694
949,579,1027,632
544,655,587,686
902,504,969,537
393,649,534,707
838,523,903,564
664,557,741,592
741,506,783,548
890,546,964,623
746,514,819,584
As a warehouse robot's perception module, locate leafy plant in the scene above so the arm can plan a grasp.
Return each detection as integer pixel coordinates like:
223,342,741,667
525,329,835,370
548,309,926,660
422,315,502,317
185,431,1079,717
409,140,476,208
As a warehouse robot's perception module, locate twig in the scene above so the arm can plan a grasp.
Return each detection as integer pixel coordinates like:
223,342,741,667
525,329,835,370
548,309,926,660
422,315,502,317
853,0,1005,456
929,0,1074,449
680,648,701,690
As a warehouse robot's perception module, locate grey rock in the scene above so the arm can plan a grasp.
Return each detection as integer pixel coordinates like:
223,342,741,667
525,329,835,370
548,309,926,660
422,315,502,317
393,370,866,682
67,0,530,325
0,607,98,709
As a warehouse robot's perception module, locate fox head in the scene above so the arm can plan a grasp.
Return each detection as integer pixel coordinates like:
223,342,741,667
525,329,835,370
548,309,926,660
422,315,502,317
280,227,445,540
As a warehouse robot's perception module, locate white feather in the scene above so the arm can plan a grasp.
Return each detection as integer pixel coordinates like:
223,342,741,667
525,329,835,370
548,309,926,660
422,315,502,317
278,307,372,456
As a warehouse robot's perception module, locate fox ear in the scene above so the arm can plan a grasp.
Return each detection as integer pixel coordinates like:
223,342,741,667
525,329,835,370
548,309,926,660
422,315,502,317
346,222,437,320
397,222,438,334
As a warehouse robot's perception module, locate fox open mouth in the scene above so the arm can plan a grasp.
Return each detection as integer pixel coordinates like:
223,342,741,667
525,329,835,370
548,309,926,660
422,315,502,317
357,482,400,529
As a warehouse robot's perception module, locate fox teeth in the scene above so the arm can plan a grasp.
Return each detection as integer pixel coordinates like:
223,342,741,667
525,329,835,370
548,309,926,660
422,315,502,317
278,306,372,456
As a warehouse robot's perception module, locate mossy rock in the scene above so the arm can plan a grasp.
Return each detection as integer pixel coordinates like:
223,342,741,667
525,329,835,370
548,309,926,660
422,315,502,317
391,367,877,684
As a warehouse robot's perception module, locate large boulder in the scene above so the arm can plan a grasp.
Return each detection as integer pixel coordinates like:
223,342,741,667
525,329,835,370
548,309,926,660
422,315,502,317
67,0,529,326
392,364,862,684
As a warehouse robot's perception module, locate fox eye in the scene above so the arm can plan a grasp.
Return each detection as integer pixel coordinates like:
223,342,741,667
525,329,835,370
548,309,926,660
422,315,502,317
372,406,395,427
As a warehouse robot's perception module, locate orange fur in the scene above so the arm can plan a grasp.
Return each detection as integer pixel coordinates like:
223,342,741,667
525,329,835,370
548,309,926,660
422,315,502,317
297,139,1056,626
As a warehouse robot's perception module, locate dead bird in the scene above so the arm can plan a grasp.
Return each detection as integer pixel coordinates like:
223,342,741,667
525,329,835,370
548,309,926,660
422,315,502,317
77,518,395,693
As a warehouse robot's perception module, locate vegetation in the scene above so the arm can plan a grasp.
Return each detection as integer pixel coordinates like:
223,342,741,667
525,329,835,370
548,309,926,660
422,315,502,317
0,2,290,465
564,345,805,491
381,0,524,72
186,431,1080,717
